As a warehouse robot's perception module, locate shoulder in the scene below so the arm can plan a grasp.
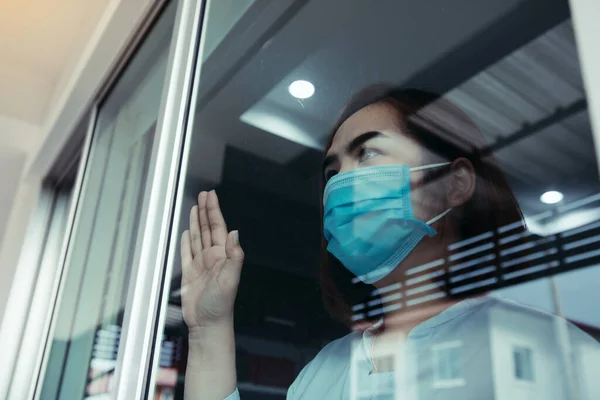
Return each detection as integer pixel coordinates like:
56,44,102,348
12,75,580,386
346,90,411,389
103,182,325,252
287,331,360,399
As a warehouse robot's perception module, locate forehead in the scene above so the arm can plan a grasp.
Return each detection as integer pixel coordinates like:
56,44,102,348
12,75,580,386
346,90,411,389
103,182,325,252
328,102,401,153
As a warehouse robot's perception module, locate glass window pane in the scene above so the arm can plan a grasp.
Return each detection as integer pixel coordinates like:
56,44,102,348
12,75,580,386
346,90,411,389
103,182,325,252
433,344,462,383
513,346,534,381
449,348,461,380
39,3,178,399
160,1,600,399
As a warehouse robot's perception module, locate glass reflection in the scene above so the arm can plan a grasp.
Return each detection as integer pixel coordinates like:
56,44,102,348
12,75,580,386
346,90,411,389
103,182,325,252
158,1,600,400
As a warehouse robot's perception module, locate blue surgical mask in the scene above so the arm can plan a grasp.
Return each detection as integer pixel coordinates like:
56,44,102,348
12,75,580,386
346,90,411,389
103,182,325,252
323,163,451,284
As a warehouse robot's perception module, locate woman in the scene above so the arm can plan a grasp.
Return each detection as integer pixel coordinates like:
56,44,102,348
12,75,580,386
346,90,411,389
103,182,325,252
180,85,597,399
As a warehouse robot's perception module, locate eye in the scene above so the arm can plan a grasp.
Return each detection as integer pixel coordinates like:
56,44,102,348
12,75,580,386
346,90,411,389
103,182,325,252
357,146,379,162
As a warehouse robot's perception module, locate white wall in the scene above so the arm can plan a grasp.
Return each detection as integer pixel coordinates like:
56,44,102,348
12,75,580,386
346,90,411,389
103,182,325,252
0,150,31,318
576,340,600,400
489,307,564,400
0,151,26,250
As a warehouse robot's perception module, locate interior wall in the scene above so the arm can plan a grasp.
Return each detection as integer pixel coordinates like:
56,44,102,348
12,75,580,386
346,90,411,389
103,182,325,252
0,151,26,248
0,149,29,318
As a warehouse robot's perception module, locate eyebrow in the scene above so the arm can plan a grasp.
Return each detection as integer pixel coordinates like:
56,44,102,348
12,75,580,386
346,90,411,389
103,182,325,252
322,131,383,173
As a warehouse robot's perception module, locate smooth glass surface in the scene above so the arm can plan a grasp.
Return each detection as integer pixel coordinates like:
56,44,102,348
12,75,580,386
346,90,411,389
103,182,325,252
159,0,600,399
38,3,178,399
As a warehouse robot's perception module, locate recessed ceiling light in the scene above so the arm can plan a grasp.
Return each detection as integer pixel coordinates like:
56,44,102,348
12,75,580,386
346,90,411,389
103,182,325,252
288,80,315,99
540,190,563,204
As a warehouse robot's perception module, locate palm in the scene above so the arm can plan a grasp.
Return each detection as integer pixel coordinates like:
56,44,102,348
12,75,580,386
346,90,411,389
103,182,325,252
180,191,244,328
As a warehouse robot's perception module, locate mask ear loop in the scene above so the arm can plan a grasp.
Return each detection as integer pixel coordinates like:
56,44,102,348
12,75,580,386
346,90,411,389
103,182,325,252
410,162,453,225
427,208,452,225
409,162,451,172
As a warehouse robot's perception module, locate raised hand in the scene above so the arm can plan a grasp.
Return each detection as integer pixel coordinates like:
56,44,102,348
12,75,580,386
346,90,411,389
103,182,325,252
180,190,244,329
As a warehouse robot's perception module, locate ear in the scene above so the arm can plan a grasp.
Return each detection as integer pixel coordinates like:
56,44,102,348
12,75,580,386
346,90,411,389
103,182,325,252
446,158,476,208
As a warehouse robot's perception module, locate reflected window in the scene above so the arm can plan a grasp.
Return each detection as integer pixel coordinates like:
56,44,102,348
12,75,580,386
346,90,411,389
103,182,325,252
432,341,464,388
513,346,535,382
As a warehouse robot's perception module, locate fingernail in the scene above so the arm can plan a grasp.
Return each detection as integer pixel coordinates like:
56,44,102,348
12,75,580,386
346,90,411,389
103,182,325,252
232,230,239,245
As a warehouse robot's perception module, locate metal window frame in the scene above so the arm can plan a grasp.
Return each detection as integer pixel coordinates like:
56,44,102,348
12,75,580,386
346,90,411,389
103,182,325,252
110,0,206,398
142,0,214,396
26,2,177,396
9,184,84,400
28,3,175,396
35,1,204,398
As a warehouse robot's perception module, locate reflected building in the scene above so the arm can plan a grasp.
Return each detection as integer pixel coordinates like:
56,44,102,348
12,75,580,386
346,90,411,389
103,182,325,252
348,297,600,400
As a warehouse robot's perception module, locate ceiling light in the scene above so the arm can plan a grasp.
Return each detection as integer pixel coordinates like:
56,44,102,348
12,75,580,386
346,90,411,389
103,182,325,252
288,80,315,99
540,190,563,204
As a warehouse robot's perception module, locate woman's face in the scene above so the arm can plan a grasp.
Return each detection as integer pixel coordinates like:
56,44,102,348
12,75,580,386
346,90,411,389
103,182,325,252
324,102,448,223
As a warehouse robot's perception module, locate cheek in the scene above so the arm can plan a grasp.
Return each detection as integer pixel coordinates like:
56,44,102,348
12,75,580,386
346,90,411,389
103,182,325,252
410,179,446,220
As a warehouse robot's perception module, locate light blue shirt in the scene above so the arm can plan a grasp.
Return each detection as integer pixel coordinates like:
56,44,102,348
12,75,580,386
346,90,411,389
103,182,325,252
224,296,600,399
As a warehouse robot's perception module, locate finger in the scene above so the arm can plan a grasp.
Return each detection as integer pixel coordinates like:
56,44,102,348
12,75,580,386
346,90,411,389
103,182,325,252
198,191,212,248
189,205,202,257
207,190,228,246
181,231,201,286
225,230,244,268
180,230,193,270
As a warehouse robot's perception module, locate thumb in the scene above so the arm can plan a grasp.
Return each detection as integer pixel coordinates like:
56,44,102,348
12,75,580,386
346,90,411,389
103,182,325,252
225,230,244,267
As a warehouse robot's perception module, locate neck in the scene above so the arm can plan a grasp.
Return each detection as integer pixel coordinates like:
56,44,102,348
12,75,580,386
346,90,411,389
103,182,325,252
380,298,461,334
373,230,461,334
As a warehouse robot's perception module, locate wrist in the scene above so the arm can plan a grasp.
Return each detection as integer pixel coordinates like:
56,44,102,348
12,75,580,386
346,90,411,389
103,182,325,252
187,321,236,376
188,321,234,347
185,320,238,399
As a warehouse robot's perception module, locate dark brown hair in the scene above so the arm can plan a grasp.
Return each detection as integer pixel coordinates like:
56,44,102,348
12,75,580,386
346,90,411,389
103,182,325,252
319,84,524,326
